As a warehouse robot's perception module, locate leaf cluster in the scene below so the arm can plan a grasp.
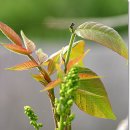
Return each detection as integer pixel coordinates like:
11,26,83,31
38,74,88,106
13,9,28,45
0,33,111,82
0,21,128,129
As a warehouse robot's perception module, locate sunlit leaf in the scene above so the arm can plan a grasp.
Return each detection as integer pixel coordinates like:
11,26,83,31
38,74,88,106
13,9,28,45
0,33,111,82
67,49,90,71
47,59,56,75
32,74,47,86
55,64,64,79
75,22,128,59
43,40,86,74
74,67,116,120
43,78,61,91
7,60,38,71
0,22,22,46
1,44,31,55
46,40,85,64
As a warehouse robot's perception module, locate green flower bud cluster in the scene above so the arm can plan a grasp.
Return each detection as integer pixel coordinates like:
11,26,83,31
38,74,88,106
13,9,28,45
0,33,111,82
55,66,79,129
24,106,43,130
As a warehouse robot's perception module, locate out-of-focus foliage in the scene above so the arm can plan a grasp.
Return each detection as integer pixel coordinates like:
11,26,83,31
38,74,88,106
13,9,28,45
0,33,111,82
0,0,128,39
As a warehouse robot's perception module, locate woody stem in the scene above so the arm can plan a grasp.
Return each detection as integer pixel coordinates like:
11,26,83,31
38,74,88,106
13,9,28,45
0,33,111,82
27,54,58,128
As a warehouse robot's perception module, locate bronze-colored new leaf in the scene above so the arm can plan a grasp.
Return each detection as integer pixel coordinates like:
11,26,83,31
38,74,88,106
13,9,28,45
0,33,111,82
67,49,90,71
0,22,22,46
1,44,31,55
43,78,61,91
32,74,48,86
79,73,101,80
7,60,38,71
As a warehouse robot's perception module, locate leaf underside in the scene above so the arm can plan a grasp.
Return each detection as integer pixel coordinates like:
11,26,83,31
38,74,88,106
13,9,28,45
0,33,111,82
75,67,116,120
75,22,128,59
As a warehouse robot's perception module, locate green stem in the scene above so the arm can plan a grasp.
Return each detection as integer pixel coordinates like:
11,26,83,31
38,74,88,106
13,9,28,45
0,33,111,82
65,33,76,72
59,116,64,130
27,54,59,128
64,33,76,130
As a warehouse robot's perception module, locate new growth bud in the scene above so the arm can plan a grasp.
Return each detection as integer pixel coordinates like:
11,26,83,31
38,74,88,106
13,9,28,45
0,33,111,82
21,31,36,52
35,48,48,64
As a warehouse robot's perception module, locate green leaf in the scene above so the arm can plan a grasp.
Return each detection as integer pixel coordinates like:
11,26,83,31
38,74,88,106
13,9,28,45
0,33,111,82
75,22,128,59
75,67,116,120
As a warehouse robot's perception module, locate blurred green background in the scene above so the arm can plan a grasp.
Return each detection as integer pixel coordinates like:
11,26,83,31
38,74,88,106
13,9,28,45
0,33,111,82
0,0,128,40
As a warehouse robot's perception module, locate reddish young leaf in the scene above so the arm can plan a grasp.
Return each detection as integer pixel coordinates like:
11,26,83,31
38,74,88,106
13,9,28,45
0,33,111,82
0,22,22,46
79,73,102,80
1,44,31,55
43,78,61,91
67,49,90,71
32,74,48,86
6,60,38,71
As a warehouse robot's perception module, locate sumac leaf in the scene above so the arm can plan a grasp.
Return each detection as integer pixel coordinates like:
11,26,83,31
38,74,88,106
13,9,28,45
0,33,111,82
1,44,31,55
75,67,116,120
75,22,128,59
0,22,22,46
7,60,38,71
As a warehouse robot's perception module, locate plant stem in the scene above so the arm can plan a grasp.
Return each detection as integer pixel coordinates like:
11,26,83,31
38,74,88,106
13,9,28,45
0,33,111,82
59,116,64,130
65,33,76,72
27,54,59,128
64,33,76,130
